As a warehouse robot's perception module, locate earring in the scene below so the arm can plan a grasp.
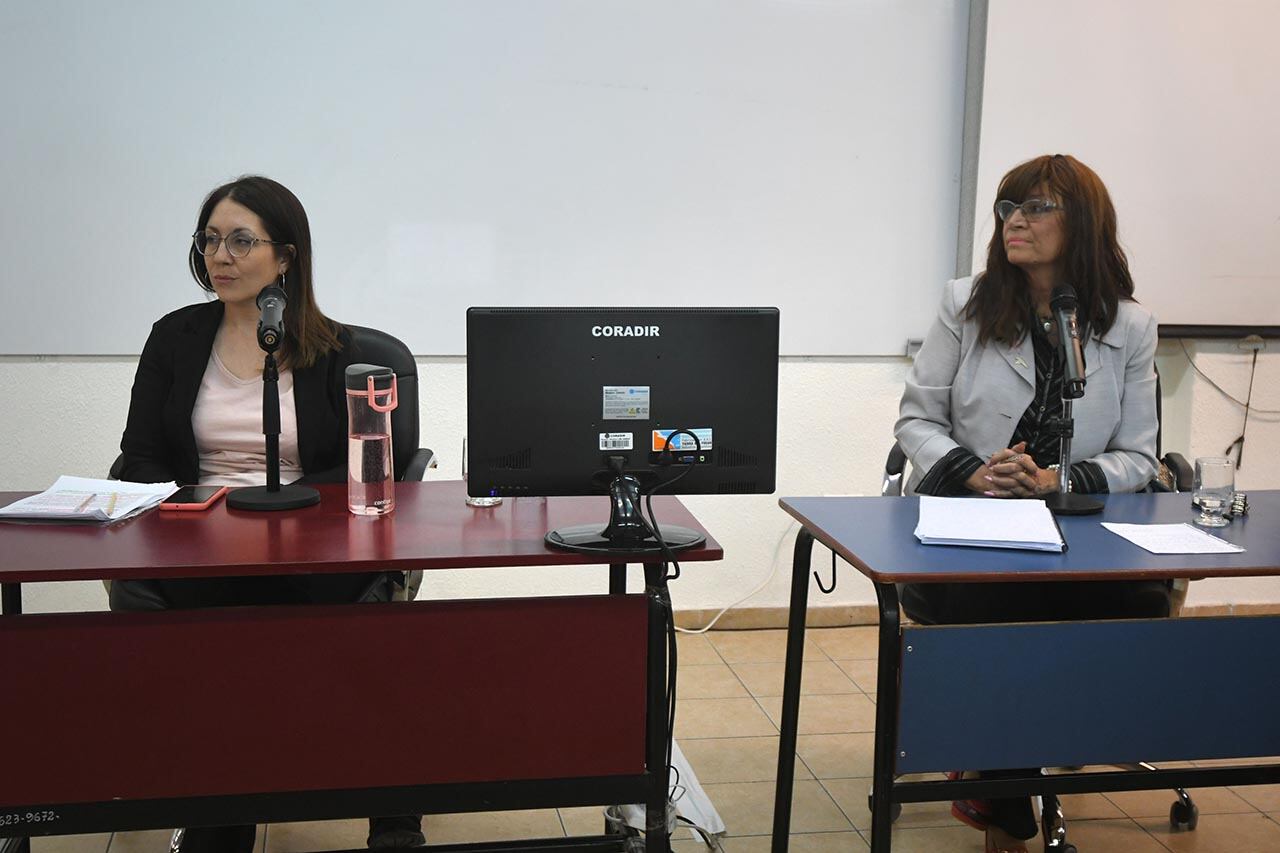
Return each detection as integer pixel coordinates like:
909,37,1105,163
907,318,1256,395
279,272,287,288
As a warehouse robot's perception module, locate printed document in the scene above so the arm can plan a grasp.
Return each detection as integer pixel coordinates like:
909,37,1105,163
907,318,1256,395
914,495,1065,552
1101,522,1245,555
0,475,178,523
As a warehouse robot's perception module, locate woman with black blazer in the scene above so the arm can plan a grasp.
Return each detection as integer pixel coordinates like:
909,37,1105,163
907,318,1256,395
118,298,353,488
113,176,424,850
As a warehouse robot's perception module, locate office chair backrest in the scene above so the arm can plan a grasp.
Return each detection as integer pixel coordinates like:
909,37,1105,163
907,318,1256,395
1155,369,1164,459
346,325,420,482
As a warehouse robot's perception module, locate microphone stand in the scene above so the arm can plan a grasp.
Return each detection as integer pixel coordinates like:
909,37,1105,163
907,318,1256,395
1043,402,1101,515
226,340,321,512
1043,320,1103,517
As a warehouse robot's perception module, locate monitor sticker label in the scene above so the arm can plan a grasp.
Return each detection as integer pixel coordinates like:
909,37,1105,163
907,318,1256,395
603,386,650,420
599,432,634,451
652,428,714,451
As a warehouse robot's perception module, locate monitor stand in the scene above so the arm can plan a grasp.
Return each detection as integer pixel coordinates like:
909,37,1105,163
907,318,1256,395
546,473,706,556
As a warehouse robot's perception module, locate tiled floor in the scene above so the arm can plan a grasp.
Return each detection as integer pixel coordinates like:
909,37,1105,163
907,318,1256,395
27,627,1280,851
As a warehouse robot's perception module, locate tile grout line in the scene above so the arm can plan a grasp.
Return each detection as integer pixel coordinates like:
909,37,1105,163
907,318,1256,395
1138,814,1181,853
818,776,870,835
684,632,864,837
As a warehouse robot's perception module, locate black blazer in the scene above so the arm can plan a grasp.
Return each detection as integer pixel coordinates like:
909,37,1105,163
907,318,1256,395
118,300,354,486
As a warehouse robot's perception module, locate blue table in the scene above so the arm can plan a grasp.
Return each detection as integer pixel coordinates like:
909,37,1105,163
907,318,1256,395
771,491,1280,853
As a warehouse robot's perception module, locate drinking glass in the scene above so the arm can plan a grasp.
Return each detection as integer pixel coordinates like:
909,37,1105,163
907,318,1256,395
1192,456,1234,527
462,437,502,507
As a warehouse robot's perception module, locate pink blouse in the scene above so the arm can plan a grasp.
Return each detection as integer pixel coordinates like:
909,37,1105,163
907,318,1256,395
191,349,305,487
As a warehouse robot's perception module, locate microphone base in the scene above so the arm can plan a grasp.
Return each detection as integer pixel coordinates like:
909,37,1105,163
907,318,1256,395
1044,491,1103,516
227,484,321,512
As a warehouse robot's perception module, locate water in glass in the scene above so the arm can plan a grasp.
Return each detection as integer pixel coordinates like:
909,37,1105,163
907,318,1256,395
1192,456,1233,527
349,433,395,515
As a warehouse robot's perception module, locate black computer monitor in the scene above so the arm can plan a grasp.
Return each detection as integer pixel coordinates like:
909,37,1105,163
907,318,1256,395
466,307,779,555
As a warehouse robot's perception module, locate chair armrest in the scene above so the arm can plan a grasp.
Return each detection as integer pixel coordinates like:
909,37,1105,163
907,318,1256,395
401,448,437,482
882,442,908,497
1163,452,1194,492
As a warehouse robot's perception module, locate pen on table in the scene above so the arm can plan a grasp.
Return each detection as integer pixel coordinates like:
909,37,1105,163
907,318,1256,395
74,493,98,512
106,492,119,515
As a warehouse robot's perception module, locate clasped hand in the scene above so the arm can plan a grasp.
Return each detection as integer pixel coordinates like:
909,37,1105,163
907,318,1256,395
965,441,1058,498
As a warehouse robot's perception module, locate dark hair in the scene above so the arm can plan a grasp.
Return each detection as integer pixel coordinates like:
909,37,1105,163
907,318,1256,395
188,175,342,368
966,154,1135,344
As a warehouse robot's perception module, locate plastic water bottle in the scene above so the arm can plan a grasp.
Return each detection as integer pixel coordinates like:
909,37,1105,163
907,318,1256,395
346,364,398,516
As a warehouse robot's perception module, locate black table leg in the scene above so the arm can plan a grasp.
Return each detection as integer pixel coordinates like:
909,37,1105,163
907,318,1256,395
2,582,21,615
644,562,671,853
869,582,902,853
771,528,815,853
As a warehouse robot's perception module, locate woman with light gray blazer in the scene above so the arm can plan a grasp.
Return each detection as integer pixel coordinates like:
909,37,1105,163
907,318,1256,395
892,155,1171,853
896,274,1158,497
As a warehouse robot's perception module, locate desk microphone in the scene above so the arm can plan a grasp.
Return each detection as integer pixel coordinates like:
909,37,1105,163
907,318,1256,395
257,284,287,352
1051,284,1086,399
1044,283,1102,515
228,282,318,511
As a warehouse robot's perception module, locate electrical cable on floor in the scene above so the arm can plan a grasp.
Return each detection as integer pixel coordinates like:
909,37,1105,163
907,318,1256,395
676,815,725,851
632,431,807,847
642,426,803,635
675,520,797,634
631,429,707,837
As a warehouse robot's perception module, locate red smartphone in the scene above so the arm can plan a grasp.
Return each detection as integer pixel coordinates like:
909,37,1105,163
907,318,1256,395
159,485,229,511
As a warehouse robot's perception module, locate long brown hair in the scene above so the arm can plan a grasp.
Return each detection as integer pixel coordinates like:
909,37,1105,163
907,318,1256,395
967,154,1135,344
189,176,342,368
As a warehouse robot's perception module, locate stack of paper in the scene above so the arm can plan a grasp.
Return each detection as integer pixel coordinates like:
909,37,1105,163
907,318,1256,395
0,475,178,524
914,495,1066,552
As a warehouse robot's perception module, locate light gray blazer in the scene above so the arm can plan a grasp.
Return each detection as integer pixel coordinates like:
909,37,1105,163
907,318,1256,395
895,276,1159,495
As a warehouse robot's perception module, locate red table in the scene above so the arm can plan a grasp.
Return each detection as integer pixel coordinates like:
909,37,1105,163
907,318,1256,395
0,481,722,853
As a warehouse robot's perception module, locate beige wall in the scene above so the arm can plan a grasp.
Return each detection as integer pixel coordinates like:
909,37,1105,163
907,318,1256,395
2,341,1277,617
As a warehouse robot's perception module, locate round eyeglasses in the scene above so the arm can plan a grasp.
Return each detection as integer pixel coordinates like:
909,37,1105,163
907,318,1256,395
995,198,1062,222
192,230,290,259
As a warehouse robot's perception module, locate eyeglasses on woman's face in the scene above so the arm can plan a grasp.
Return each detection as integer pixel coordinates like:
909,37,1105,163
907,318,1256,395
192,229,290,259
995,198,1062,223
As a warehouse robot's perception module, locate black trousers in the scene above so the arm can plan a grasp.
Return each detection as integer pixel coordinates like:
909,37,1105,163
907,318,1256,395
111,571,393,610
899,579,1173,840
